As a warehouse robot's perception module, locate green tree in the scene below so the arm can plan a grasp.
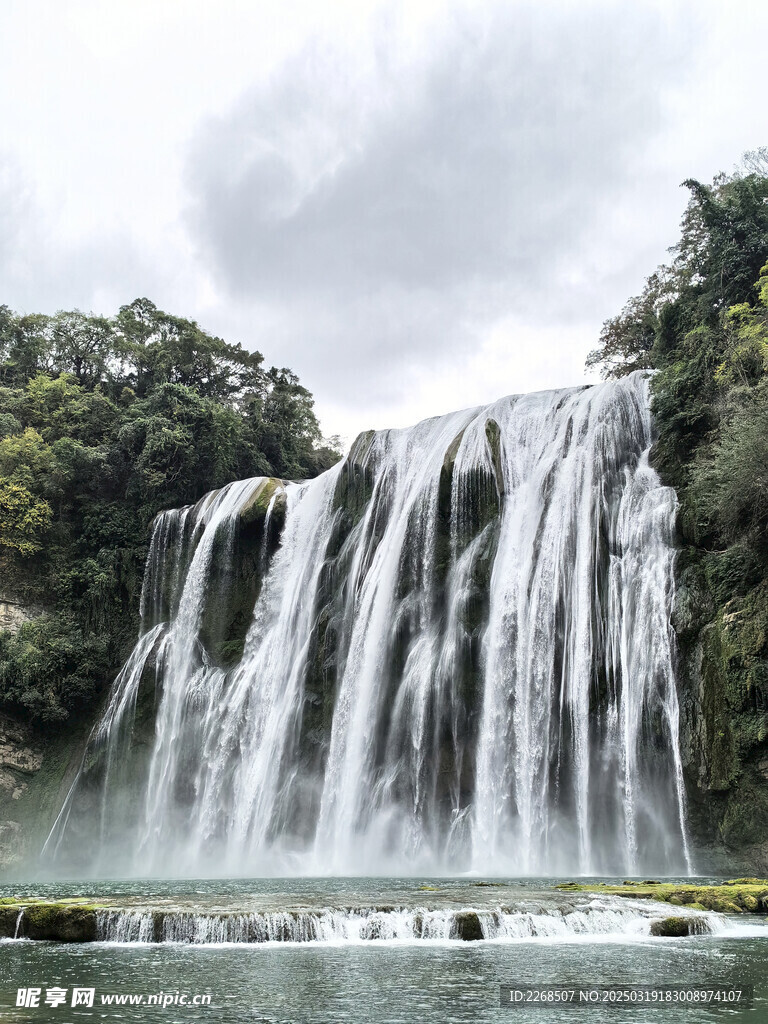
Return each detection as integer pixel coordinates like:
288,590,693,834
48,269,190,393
587,155,768,380
0,480,52,555
115,298,266,404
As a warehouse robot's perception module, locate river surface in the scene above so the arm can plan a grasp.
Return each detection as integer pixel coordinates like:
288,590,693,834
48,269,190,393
0,878,765,1023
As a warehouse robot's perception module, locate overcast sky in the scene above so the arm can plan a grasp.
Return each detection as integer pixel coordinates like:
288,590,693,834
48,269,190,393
1,0,766,445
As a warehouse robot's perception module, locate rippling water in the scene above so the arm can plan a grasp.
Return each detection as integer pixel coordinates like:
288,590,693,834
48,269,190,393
0,878,765,1022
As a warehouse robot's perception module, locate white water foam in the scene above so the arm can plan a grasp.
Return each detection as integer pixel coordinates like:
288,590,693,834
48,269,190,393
94,897,723,946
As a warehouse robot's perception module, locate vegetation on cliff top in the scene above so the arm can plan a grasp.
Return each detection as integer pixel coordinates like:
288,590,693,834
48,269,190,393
0,298,340,725
587,148,768,861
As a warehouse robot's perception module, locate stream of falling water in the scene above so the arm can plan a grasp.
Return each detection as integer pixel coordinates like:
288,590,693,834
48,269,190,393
44,372,691,877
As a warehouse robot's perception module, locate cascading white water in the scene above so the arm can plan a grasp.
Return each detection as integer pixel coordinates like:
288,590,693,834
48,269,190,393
44,371,691,876
94,897,718,945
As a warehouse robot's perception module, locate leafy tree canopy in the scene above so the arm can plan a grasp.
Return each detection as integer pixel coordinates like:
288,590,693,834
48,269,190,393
0,298,341,725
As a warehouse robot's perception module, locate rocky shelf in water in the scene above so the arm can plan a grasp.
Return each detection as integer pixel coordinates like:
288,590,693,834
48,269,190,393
1,880,766,944
556,878,768,914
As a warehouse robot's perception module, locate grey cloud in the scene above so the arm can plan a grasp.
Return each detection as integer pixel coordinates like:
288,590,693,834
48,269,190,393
186,5,692,314
181,4,698,418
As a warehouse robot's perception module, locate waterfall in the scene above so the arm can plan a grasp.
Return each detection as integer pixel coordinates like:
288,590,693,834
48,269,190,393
94,897,717,944
44,371,691,877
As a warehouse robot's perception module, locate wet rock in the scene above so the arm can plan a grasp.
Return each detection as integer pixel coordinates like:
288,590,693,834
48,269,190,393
453,910,484,941
0,598,41,634
23,904,98,942
0,902,100,942
0,820,25,871
0,903,22,936
650,916,695,937
238,477,286,529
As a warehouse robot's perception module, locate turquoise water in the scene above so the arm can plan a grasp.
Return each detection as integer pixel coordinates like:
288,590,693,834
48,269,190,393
0,879,765,1023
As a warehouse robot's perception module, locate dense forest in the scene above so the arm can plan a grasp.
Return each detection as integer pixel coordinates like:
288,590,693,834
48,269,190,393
587,149,768,862
0,299,339,725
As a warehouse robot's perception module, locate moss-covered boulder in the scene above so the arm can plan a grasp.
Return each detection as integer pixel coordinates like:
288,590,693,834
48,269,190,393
0,900,105,942
199,477,287,668
650,916,696,937
238,477,286,531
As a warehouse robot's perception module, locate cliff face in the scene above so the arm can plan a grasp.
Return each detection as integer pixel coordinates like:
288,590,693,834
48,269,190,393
0,709,94,875
674,557,768,874
0,599,40,634
0,588,93,874
0,716,43,870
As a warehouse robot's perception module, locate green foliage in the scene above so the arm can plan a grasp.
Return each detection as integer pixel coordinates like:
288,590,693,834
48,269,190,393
0,617,109,723
0,479,52,555
587,152,768,387
585,270,672,378
691,391,768,546
0,297,341,726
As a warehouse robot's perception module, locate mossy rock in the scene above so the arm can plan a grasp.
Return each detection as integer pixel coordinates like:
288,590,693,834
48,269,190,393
708,898,742,914
650,916,695,937
484,419,504,490
556,879,768,914
0,905,21,937
238,477,286,529
23,903,99,941
720,783,768,849
331,431,377,527
679,573,768,870
0,900,108,942
197,477,287,669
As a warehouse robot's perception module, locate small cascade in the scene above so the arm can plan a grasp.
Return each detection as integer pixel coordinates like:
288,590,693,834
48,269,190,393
93,899,718,945
96,910,156,943
479,900,715,939
46,371,692,877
